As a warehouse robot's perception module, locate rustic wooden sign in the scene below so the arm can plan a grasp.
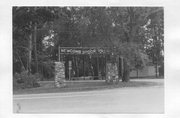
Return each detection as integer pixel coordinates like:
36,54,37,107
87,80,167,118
59,47,110,55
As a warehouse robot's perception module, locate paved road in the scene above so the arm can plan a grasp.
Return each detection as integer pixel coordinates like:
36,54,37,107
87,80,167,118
13,79,164,113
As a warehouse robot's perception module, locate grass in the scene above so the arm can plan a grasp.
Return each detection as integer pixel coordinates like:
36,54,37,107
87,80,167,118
13,79,163,95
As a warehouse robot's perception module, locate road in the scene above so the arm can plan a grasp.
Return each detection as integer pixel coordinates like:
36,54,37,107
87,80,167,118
13,79,164,113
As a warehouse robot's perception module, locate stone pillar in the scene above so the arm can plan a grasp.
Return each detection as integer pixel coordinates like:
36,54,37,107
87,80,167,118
106,62,119,83
55,62,66,87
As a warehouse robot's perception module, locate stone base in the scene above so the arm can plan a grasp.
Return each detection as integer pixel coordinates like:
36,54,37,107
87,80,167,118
55,79,66,88
106,62,119,84
55,62,66,88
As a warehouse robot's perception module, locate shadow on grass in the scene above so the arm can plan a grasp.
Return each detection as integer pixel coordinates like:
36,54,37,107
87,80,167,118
13,80,163,95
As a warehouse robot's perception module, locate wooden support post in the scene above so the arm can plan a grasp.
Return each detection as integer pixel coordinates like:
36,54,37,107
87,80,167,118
117,56,120,79
58,46,60,62
121,57,124,78
76,56,79,78
105,55,107,79
83,55,85,80
97,54,100,79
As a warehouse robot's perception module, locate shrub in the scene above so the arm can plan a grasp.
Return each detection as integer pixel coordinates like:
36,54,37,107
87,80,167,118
33,73,43,81
37,61,55,81
13,71,40,89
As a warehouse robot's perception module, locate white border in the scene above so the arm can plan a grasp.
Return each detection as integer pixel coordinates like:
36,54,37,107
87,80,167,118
1,0,180,118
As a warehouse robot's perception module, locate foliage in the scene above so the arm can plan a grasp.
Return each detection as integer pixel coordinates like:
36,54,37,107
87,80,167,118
13,7,58,78
145,9,164,65
13,7,164,84
37,61,55,80
13,71,41,89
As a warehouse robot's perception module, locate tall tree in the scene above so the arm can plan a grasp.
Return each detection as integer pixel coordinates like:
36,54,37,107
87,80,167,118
145,8,164,77
51,7,164,81
104,7,163,81
13,7,164,81
13,7,57,74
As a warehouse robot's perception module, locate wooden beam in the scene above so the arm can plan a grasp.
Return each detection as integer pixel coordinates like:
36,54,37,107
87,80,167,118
58,46,60,61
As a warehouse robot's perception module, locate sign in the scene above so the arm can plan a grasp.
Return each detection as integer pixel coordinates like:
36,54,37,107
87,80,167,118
59,47,110,55
61,48,81,54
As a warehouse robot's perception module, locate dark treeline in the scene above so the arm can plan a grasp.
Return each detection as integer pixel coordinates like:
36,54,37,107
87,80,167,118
13,7,164,81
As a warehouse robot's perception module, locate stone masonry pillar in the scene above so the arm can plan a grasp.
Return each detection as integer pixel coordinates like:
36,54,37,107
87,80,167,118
106,62,119,83
55,62,66,87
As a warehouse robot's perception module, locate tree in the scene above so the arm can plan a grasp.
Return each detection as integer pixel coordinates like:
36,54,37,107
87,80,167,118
106,7,163,81
50,7,164,81
145,8,164,77
13,7,57,74
13,6,164,83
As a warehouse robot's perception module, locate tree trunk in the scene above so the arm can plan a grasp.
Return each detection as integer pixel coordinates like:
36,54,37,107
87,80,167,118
137,69,139,78
28,33,33,74
122,59,130,82
34,23,38,73
16,51,26,71
155,63,158,78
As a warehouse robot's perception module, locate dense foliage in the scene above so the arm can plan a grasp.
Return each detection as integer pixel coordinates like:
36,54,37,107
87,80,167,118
13,7,164,84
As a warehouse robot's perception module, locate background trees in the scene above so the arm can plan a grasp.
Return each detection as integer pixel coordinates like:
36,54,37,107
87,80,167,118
13,7,57,75
13,7,164,82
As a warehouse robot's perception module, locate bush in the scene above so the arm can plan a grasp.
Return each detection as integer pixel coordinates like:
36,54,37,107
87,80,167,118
38,61,55,80
33,73,43,81
13,71,40,89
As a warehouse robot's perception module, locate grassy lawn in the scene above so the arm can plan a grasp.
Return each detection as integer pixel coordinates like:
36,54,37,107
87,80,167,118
13,79,163,95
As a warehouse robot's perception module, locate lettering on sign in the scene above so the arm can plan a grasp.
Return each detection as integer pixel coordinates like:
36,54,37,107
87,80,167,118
60,47,109,55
